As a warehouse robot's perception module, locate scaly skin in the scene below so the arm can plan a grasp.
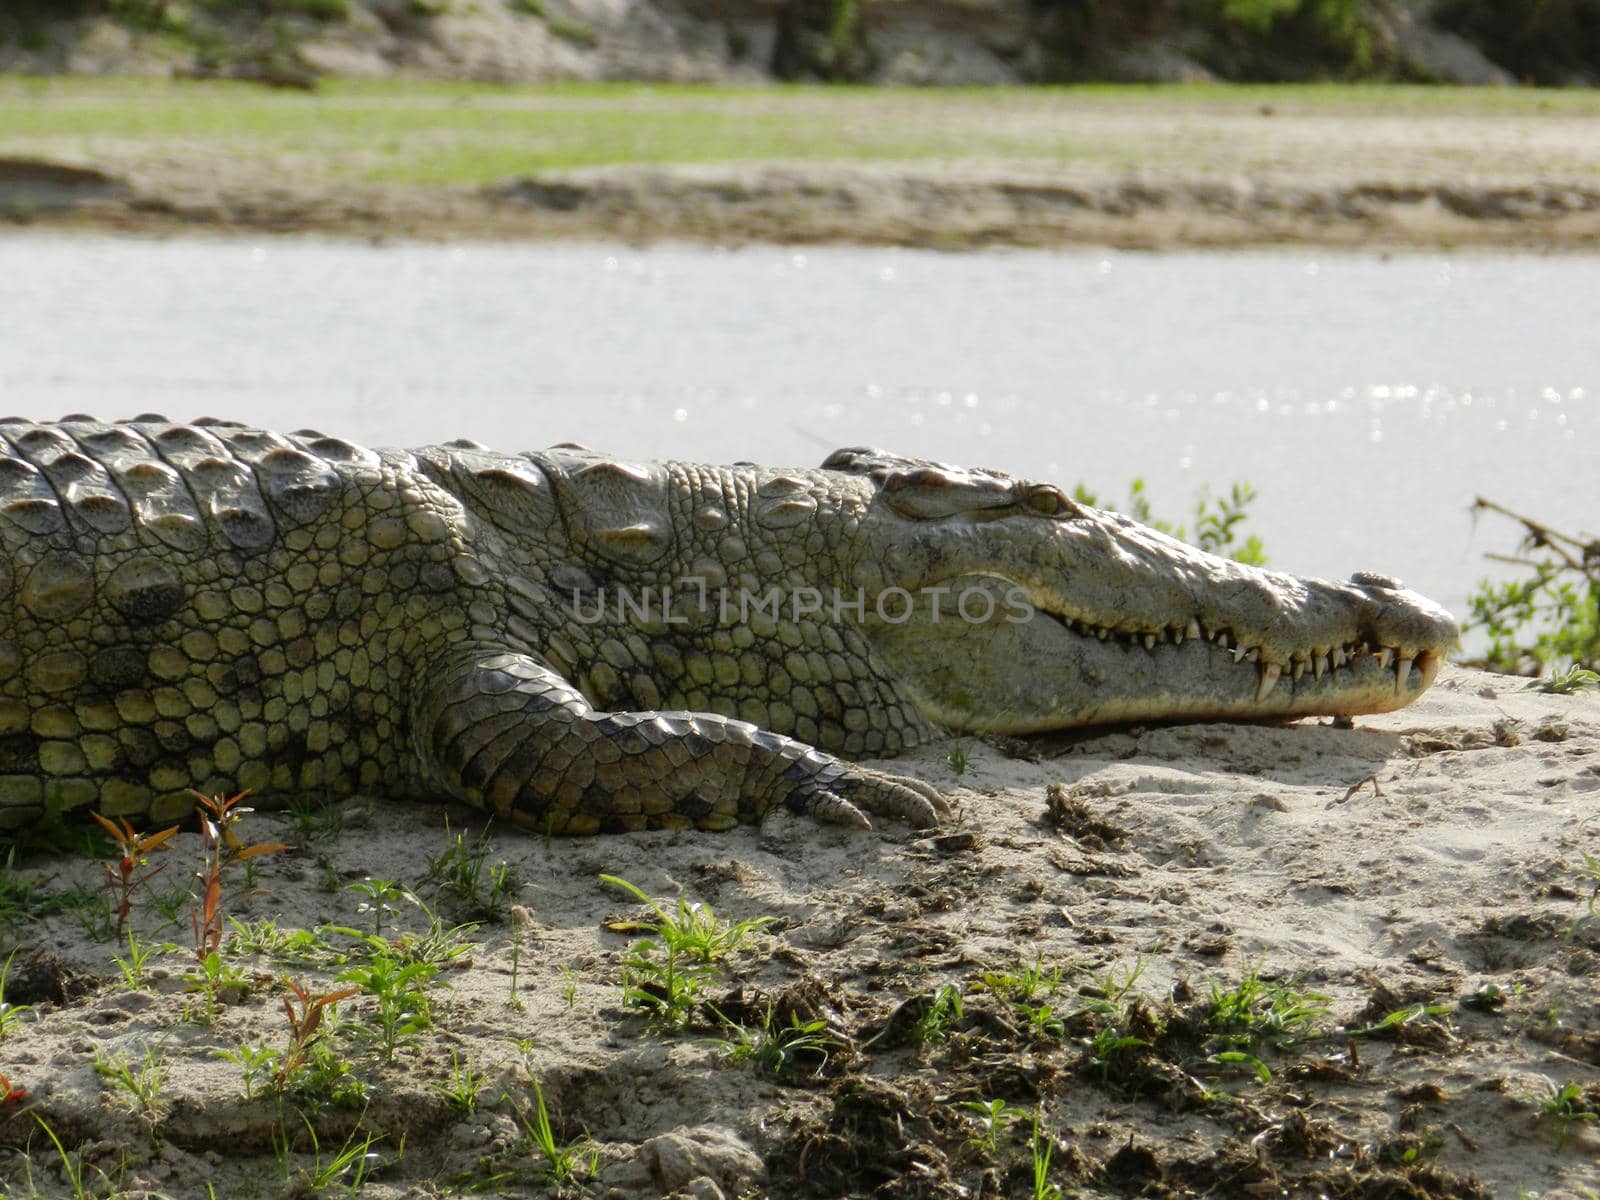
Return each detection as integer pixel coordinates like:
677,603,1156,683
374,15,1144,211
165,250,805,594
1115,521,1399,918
0,418,1457,833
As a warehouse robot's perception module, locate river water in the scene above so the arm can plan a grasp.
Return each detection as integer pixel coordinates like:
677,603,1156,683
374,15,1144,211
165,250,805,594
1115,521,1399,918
0,234,1595,638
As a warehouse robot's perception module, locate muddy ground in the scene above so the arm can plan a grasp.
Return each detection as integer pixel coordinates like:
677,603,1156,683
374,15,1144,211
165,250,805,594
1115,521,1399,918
1,663,1597,1198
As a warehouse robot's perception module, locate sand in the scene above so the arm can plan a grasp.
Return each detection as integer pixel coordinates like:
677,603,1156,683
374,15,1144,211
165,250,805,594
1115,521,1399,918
1,663,1597,1198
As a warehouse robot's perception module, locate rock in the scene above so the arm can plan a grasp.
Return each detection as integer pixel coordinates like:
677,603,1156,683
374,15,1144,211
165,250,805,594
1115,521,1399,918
1384,0,1511,84
1101,39,1216,84
1395,22,1513,84
0,158,130,217
635,1124,765,1194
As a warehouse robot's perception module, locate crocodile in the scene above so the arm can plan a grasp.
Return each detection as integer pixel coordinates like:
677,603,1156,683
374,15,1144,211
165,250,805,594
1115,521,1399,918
0,416,1458,834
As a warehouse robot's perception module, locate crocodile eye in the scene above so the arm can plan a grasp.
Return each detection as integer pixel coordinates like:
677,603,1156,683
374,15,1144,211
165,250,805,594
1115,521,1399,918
1025,486,1078,517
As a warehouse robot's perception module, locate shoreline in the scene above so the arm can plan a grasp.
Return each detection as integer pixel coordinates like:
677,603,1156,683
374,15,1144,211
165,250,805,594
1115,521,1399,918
6,80,1600,251
8,159,1600,250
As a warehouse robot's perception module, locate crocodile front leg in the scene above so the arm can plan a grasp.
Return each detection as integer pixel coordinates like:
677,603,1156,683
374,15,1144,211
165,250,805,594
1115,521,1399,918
412,651,949,834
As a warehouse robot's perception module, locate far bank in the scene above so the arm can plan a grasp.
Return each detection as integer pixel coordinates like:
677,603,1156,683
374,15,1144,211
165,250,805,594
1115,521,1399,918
3,79,1600,248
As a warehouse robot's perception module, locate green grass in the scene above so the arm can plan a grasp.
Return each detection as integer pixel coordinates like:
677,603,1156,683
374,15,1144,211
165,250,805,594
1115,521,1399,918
3,77,1599,189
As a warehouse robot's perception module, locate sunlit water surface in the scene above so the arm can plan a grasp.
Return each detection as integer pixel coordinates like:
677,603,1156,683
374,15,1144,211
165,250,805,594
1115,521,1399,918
1,234,1595,644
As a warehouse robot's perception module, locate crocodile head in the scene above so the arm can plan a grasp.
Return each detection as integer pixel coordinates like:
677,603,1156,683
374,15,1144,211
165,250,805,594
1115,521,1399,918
827,449,1459,734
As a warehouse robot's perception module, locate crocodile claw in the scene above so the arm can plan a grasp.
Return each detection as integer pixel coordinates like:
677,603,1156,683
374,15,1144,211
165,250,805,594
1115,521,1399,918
795,761,950,830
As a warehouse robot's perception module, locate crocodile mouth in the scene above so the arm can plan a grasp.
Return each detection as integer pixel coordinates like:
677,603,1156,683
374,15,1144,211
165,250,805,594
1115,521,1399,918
1038,609,1445,705
860,572,1453,734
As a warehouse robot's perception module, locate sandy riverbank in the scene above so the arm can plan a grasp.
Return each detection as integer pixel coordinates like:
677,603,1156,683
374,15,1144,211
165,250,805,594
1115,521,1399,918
1,663,1596,1198
13,160,1600,249
5,82,1600,248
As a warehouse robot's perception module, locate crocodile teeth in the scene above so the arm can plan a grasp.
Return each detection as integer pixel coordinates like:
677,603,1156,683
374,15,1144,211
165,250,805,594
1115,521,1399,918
1257,662,1282,702
1231,645,1248,663
1313,652,1328,679
1394,654,1413,694
1333,647,1347,668
1186,618,1201,642
1143,633,1156,650
1378,647,1395,670
1291,658,1305,683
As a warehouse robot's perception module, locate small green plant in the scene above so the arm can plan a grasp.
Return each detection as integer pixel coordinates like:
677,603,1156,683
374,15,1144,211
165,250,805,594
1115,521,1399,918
93,1044,167,1119
1347,1001,1454,1038
959,1097,1026,1154
946,743,969,775
339,953,438,1062
911,984,965,1045
91,812,179,945
287,795,345,843
228,916,339,965
976,952,1064,1006
0,949,34,1040
977,950,1067,1037
353,901,478,969
184,949,253,1021
427,825,516,917
296,1038,370,1114
1031,1113,1063,1200
1076,957,1148,1019
31,1116,93,1200
112,930,173,991
1531,663,1600,694
522,1077,599,1187
1207,966,1330,1050
289,1115,388,1194
147,881,191,929
506,1035,544,1079
615,929,715,1027
507,905,535,1010
1536,1080,1599,1149
1086,1025,1147,1082
713,1006,839,1079
601,874,774,1028
561,966,578,1010
600,874,774,964
433,1049,489,1114
216,1041,280,1102
346,876,412,936
1206,1049,1273,1082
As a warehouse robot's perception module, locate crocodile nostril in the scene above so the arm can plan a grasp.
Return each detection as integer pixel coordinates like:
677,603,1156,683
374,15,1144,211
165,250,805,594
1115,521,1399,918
1349,571,1403,591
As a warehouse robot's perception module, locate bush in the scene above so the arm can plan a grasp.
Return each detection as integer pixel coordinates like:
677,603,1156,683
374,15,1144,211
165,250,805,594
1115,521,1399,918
1032,0,1391,82
1466,498,1600,675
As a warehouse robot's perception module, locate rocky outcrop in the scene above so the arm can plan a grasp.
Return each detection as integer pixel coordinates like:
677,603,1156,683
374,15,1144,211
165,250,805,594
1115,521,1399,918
0,0,1583,87
0,157,130,218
